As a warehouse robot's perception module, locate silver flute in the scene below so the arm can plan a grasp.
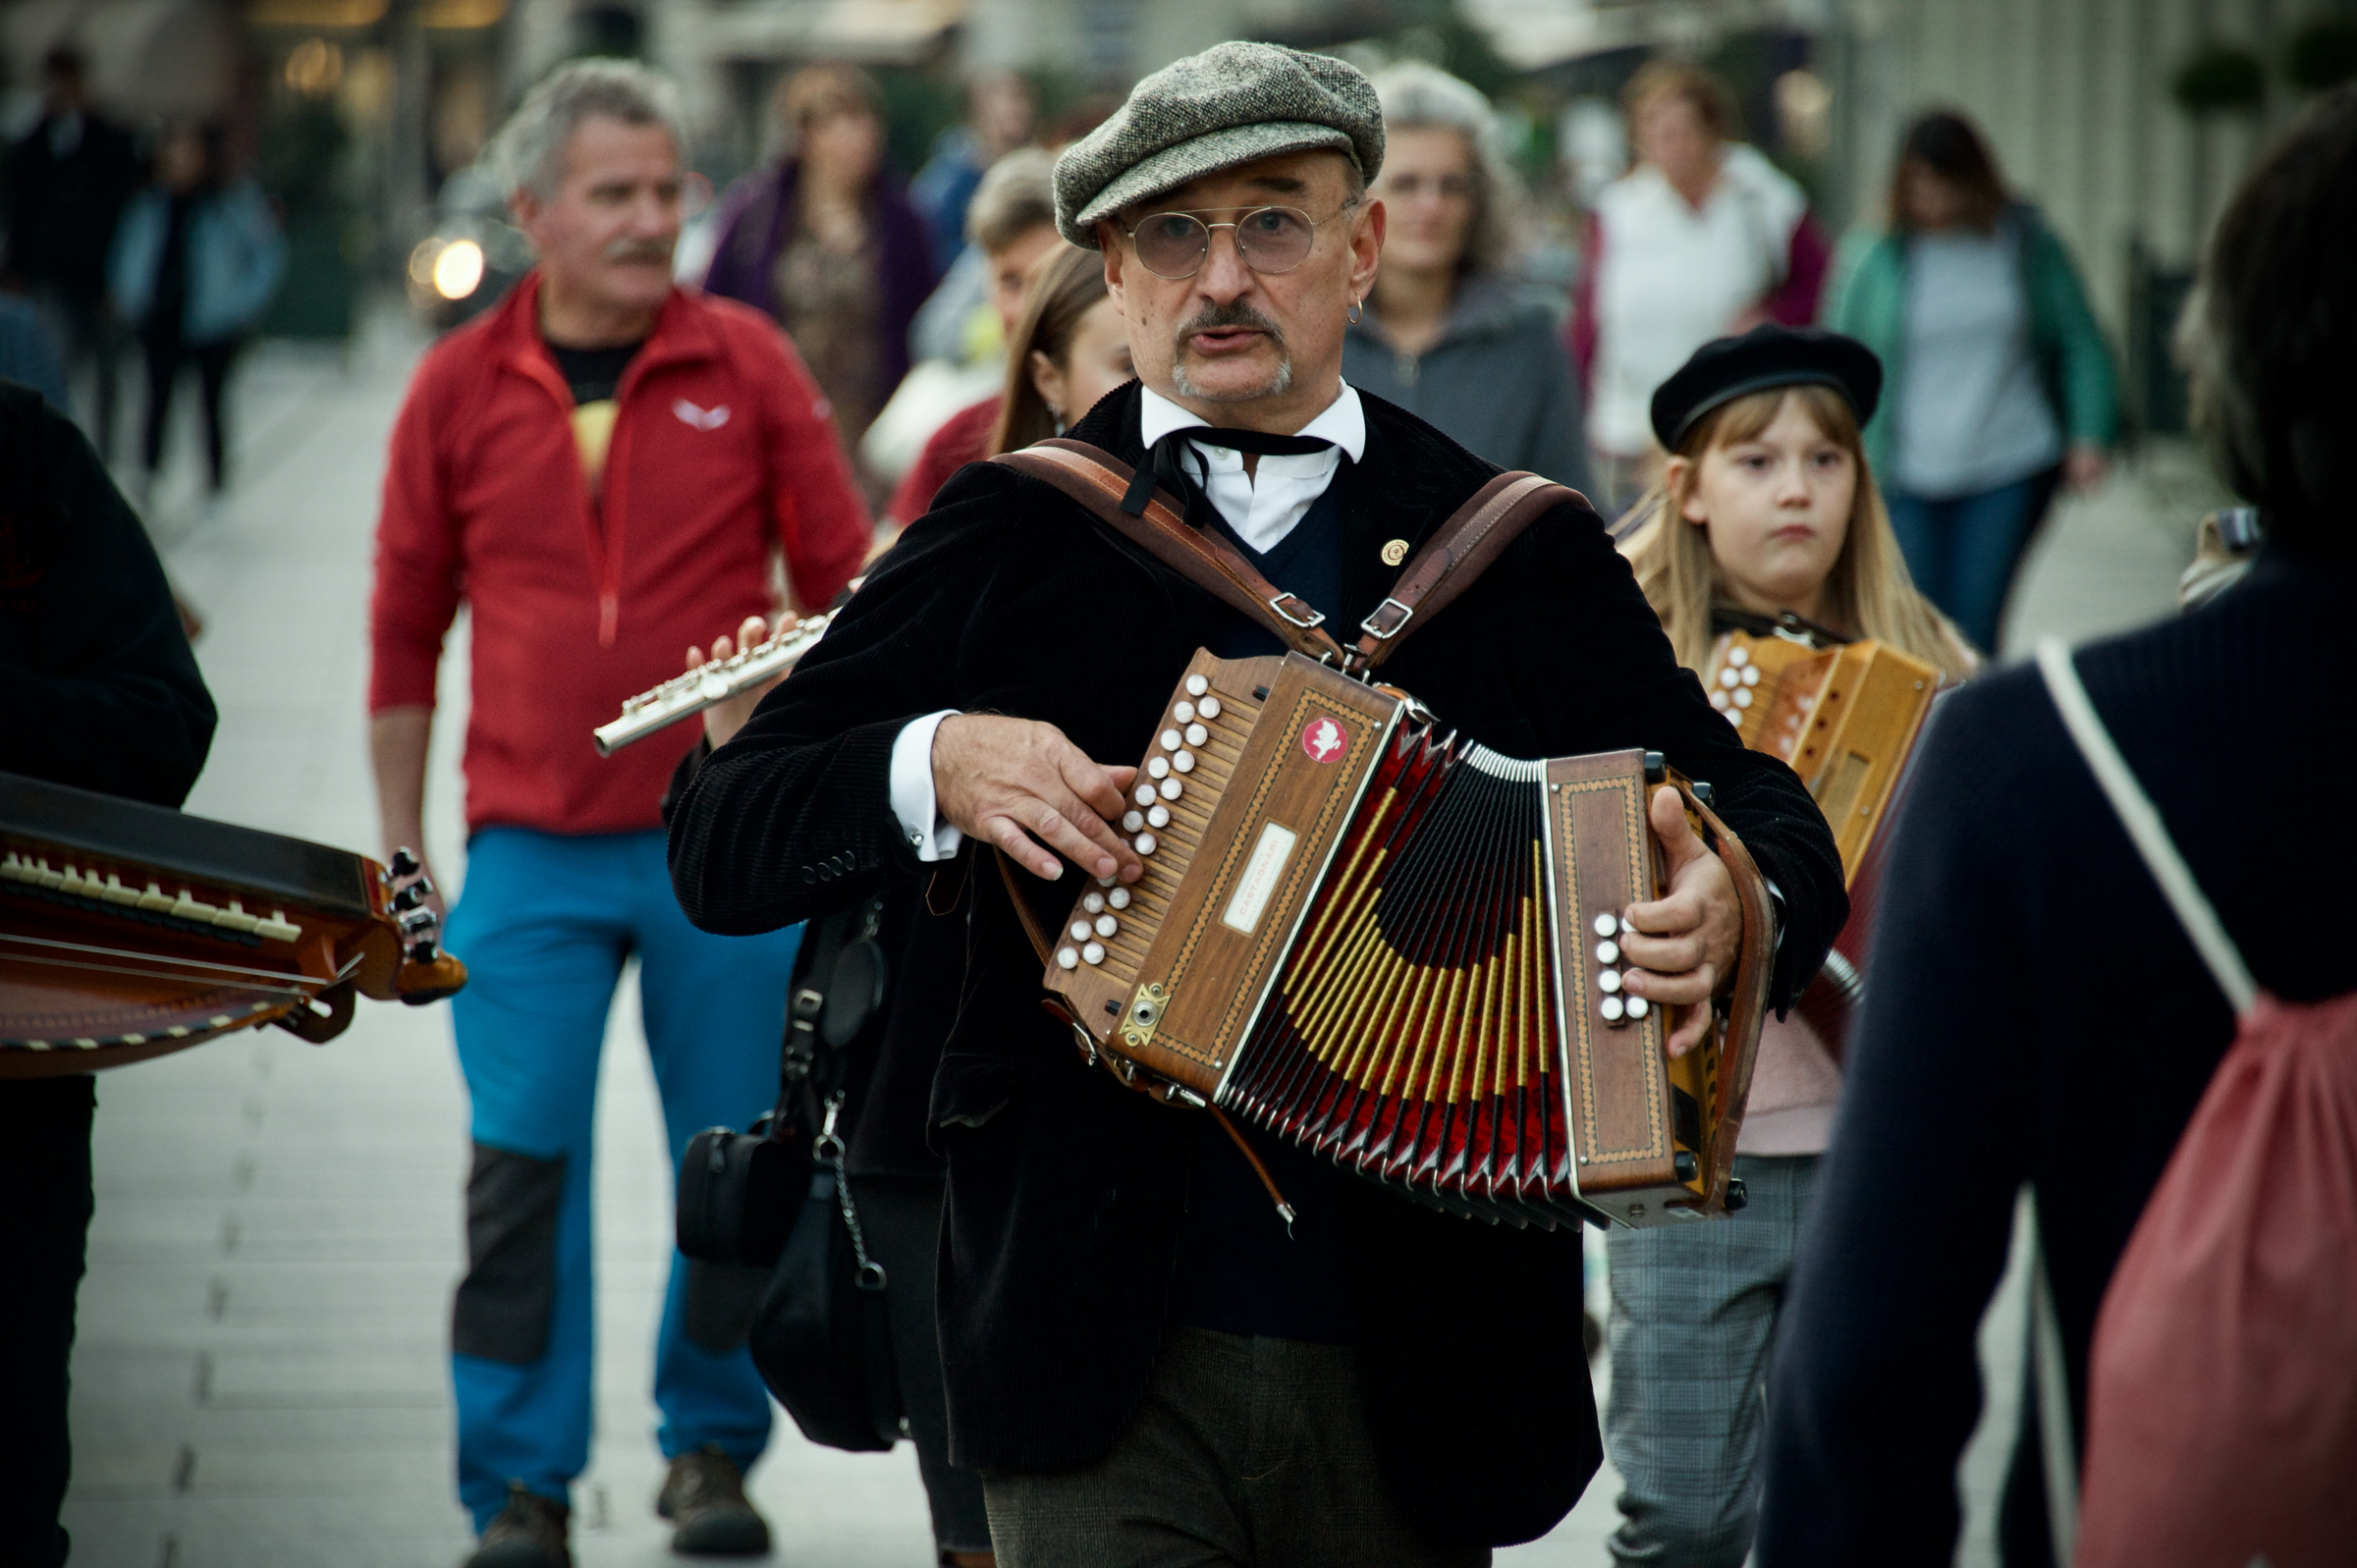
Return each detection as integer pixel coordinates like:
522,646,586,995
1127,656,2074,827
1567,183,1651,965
592,612,836,755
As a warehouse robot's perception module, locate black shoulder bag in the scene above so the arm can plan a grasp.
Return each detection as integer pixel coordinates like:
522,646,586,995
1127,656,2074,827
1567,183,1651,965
675,894,903,1452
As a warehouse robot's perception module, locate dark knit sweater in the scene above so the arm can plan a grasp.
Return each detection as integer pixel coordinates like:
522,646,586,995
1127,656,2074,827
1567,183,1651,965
1755,545,2357,1564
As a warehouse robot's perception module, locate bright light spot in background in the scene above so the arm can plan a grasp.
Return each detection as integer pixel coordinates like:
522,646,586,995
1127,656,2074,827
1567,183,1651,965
286,38,344,97
1775,69,1834,160
433,239,486,300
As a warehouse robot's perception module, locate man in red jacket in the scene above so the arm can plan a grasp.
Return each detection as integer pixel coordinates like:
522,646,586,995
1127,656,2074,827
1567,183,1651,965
366,60,868,1568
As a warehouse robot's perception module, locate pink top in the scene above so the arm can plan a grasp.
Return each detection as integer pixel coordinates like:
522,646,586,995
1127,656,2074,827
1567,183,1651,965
1738,1009,1843,1156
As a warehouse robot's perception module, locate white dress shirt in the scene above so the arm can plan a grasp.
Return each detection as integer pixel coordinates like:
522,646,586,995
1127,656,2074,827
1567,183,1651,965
886,383,1366,861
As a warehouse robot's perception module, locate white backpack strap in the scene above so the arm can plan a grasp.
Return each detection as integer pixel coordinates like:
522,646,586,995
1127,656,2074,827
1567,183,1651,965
2036,638,2257,1014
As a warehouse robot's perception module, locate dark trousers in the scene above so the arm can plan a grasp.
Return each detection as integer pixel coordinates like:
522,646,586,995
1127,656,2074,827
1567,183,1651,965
42,289,121,458
139,330,238,489
863,1173,994,1558
1883,464,2064,656
0,1075,96,1568
982,1326,1489,1568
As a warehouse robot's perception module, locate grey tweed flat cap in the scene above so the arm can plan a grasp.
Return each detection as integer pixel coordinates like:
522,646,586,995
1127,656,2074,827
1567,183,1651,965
1053,42,1384,248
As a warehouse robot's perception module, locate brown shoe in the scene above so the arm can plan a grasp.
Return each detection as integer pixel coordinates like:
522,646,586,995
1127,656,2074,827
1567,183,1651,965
656,1444,771,1555
465,1481,572,1568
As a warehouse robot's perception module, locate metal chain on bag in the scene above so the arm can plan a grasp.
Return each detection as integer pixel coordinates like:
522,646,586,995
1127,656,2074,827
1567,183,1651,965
811,1090,887,1291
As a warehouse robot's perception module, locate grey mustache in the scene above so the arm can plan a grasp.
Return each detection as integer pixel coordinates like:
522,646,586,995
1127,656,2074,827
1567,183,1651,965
1175,302,1286,346
603,239,675,263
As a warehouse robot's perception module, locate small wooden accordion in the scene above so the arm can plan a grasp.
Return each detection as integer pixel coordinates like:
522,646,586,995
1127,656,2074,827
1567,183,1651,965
1701,625,1943,1049
1,772,466,1078
1041,651,1775,1230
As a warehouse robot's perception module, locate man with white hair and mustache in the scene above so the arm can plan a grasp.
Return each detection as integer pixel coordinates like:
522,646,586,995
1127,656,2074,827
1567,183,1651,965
366,59,869,1567
670,41,1843,1568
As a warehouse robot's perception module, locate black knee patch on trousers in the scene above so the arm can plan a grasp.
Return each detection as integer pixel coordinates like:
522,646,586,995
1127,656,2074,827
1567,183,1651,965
453,1143,564,1365
684,1258,768,1355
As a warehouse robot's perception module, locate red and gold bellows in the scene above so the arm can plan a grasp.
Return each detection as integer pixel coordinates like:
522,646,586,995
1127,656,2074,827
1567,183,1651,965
1043,650,1777,1230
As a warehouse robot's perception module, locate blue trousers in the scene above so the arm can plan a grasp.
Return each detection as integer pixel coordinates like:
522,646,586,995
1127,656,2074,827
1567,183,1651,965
442,827,800,1531
1884,466,2059,656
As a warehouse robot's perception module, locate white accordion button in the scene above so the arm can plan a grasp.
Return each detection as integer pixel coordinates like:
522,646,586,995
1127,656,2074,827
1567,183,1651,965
1184,723,1208,746
1161,729,1182,751
1594,913,1619,938
1741,665,1761,686
1719,667,1740,687
1135,783,1157,805
1097,873,1118,888
1711,689,1729,709
1108,888,1131,910
1082,942,1105,965
1057,947,1080,970
1185,674,1210,697
1600,995,1625,1023
1595,940,1619,965
1123,811,1144,833
1147,756,1171,780
1727,644,1750,667
1174,701,1196,723
1094,913,1118,938
1732,687,1753,709
1069,921,1092,942
1198,696,1221,719
1083,892,1106,914
1598,968,1623,994
1134,833,1158,855
1626,996,1650,1019
1173,751,1196,773
1146,804,1170,829
1725,709,1743,727
1160,777,1182,800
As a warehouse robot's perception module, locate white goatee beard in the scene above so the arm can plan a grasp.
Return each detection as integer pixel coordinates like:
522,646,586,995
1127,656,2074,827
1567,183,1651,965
1172,354,1293,402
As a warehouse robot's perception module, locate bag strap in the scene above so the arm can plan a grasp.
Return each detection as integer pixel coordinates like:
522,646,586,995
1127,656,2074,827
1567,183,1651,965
2036,638,2257,1013
991,439,1583,673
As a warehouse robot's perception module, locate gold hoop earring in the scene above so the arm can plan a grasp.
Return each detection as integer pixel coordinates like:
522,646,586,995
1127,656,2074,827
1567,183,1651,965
1346,297,1364,325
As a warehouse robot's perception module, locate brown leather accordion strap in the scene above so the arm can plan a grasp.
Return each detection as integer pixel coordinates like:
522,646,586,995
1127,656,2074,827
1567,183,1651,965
1669,776,1778,1211
994,847,1057,966
992,439,1586,673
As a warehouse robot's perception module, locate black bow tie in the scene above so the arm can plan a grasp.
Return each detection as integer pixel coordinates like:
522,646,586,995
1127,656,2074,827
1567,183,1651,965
1124,425,1335,514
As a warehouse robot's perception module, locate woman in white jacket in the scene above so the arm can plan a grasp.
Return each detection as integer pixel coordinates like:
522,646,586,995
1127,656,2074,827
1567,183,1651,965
1571,62,1831,514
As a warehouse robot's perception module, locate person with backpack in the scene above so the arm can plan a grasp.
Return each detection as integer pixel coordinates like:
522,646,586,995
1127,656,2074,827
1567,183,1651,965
1754,83,2357,1568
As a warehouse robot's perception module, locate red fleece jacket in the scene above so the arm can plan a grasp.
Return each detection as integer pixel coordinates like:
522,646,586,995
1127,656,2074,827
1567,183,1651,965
369,273,870,836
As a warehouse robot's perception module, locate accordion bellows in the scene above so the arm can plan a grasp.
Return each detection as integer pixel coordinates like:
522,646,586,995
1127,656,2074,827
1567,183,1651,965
1044,650,1773,1229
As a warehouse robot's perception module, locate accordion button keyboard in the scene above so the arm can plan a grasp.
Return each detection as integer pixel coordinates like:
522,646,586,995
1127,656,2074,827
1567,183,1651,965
1161,729,1182,751
1184,723,1209,746
1173,751,1195,774
1057,946,1080,969
1159,778,1182,800
1186,674,1210,697
1146,804,1170,829
1198,696,1221,719
1082,941,1106,965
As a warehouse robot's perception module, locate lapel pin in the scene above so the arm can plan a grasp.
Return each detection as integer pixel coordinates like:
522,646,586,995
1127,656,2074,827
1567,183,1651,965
1380,538,1409,567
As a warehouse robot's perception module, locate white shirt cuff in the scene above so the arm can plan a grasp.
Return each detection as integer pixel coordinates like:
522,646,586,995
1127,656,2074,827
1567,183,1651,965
889,710,963,862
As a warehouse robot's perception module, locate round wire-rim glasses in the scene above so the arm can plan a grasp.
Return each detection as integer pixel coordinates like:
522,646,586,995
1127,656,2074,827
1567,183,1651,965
1118,203,1355,280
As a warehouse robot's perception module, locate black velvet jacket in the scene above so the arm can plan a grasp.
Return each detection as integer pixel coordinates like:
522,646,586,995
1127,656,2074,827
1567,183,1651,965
669,383,1843,1545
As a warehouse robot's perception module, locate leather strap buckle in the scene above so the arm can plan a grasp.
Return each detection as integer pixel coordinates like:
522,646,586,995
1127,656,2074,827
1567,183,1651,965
1359,597,1414,641
1268,593,1326,629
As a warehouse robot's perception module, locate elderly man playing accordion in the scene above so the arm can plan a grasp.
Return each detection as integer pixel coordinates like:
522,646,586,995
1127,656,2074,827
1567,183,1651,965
670,43,1844,1568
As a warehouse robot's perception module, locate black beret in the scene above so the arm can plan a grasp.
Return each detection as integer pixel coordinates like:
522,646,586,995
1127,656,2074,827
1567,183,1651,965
1649,325,1884,452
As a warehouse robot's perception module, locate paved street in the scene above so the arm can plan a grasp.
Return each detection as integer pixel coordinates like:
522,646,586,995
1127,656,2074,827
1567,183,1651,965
59,307,2211,1568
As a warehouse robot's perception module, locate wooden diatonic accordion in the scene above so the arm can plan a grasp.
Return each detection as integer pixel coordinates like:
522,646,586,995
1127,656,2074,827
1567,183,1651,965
1041,651,1774,1230
1701,626,1943,1050
1,772,466,1078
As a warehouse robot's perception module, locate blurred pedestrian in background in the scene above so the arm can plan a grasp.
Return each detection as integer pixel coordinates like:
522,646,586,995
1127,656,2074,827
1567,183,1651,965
703,64,938,474
1609,326,1971,1567
1573,61,1829,514
911,70,1038,273
1758,83,2357,1568
1343,62,1588,492
109,120,285,510
1827,109,2115,657
367,61,869,1568
985,241,1133,457
3,48,137,456
885,151,1063,525
0,295,69,410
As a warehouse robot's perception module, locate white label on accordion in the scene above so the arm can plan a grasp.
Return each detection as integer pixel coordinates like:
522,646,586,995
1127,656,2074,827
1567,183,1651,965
1221,822,1298,936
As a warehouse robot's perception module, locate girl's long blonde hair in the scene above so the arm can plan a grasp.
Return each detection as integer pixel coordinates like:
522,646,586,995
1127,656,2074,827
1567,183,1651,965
1617,385,1977,678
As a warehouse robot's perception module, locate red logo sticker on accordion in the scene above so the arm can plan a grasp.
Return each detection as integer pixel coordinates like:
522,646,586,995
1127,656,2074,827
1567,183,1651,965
1299,716,1349,764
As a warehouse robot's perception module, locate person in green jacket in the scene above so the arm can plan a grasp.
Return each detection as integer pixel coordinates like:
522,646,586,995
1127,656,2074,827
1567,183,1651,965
1825,110,2115,654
